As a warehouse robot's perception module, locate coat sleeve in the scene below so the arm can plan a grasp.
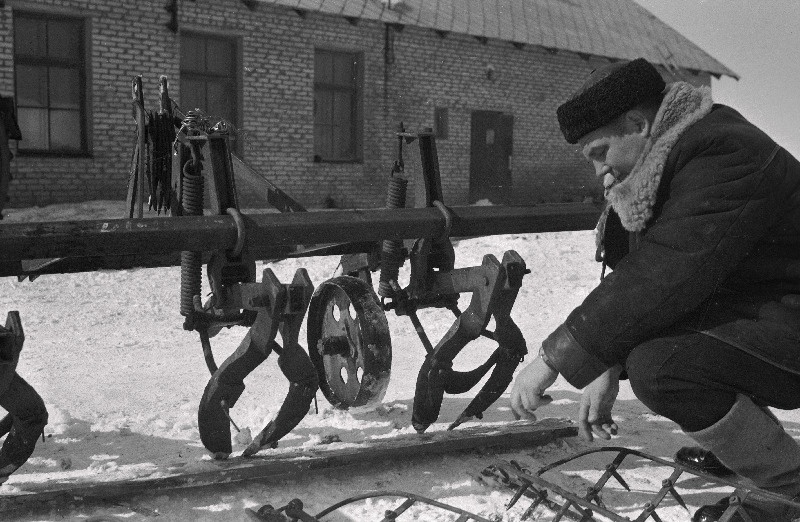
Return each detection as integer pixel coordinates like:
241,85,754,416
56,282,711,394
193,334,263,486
544,134,787,388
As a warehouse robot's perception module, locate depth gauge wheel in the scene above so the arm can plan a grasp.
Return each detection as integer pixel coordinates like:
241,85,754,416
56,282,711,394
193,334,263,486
307,276,392,408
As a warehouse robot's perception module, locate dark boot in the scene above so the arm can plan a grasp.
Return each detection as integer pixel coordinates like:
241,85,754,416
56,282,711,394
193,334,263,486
693,494,800,522
0,374,48,484
675,446,734,476
687,394,800,522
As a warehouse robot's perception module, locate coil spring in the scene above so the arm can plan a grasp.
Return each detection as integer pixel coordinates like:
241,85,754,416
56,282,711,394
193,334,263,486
179,149,205,319
378,176,408,299
182,109,211,134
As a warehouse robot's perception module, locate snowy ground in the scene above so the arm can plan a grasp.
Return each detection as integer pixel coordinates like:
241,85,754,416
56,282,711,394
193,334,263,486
1,200,798,521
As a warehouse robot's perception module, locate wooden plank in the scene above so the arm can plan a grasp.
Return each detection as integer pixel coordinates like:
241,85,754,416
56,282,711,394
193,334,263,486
0,204,600,265
0,420,576,512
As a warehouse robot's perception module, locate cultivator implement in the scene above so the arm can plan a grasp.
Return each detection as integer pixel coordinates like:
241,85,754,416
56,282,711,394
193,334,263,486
0,75,600,458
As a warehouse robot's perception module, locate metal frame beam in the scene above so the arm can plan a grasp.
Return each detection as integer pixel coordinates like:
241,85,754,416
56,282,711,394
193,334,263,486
0,204,599,275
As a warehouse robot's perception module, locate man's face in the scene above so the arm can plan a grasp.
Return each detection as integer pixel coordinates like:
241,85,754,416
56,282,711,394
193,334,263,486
578,111,650,192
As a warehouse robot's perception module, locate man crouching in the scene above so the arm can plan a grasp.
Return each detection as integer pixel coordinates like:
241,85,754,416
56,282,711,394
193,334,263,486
511,58,800,521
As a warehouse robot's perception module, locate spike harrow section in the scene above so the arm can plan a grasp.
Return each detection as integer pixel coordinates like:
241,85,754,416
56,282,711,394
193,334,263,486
479,447,800,522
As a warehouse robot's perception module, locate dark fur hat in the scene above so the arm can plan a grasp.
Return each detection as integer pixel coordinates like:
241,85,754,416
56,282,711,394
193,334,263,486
556,58,666,144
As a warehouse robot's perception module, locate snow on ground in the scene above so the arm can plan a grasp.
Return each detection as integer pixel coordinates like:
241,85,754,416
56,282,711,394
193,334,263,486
0,200,798,521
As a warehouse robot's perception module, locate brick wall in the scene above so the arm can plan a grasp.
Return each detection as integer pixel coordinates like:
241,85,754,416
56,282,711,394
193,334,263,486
0,0,709,210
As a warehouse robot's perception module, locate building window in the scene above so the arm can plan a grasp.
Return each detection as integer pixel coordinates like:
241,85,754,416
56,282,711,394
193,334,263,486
434,107,449,140
314,49,361,162
14,12,87,154
180,33,237,127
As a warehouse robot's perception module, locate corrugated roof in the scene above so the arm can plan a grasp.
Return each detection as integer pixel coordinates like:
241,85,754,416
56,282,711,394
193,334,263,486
257,0,738,79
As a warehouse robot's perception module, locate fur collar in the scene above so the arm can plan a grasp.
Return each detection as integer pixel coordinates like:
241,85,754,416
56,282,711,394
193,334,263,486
605,82,714,231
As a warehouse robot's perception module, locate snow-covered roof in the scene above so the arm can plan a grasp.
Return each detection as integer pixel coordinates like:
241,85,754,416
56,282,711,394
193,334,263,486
254,0,738,79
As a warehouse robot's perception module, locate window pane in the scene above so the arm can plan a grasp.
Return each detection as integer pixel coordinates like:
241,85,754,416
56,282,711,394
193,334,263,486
333,54,355,87
17,107,48,149
180,35,205,73
49,67,80,109
14,17,46,58
48,19,81,62
50,109,81,149
314,51,333,85
180,77,206,112
206,39,234,76
332,92,353,158
180,34,238,131
207,80,234,122
16,66,48,107
333,123,351,158
314,124,332,158
314,90,332,126
332,91,352,125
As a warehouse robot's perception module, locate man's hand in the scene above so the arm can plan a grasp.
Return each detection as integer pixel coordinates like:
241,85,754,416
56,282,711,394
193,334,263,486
510,356,557,420
578,365,623,442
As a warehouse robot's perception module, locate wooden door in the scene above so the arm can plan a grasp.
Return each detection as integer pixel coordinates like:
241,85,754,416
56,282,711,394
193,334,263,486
469,111,513,204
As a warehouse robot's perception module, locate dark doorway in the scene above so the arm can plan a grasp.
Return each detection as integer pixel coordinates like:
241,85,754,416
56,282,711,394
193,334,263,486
469,111,513,204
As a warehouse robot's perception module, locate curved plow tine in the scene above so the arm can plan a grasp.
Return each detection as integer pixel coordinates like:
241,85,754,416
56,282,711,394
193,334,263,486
198,268,316,458
411,251,528,433
411,355,446,432
198,331,267,458
243,342,318,457
442,350,499,394
449,324,526,430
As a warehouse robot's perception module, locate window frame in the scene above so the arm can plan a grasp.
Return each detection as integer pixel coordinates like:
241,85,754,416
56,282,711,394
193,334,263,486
13,11,89,156
313,48,363,164
179,31,240,138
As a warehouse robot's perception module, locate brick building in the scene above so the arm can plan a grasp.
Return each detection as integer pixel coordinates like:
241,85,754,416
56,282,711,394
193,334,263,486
0,0,736,210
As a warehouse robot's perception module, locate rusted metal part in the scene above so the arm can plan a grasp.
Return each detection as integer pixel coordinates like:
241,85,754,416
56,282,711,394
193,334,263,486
481,447,800,522
307,276,392,409
197,268,317,457
404,250,528,432
247,491,494,522
364,129,533,433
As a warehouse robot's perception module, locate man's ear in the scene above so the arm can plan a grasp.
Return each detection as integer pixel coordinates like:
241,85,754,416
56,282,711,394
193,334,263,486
624,109,651,137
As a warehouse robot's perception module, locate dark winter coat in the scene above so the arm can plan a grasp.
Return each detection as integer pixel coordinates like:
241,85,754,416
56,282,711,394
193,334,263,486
543,82,800,388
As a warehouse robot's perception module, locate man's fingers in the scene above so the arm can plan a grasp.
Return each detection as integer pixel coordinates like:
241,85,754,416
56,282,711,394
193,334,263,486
510,389,545,420
592,423,611,440
514,409,537,421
